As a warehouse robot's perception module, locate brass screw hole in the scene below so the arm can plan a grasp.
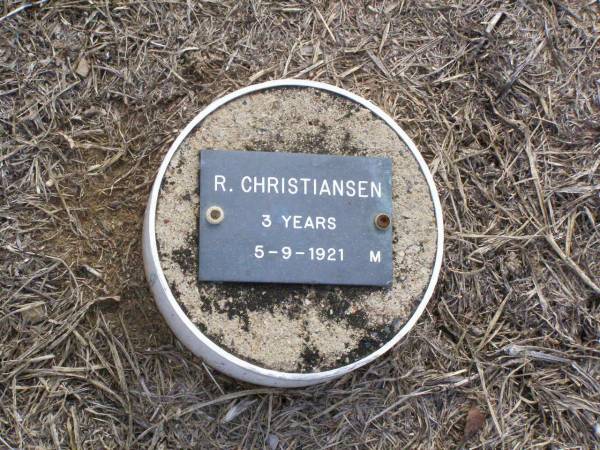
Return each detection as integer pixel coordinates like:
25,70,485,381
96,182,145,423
374,213,391,230
206,206,224,224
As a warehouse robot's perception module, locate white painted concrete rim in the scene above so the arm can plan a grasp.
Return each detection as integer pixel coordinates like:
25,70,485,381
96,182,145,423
142,79,444,387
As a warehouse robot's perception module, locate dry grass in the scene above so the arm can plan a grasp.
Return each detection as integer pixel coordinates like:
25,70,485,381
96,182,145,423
1,1,599,448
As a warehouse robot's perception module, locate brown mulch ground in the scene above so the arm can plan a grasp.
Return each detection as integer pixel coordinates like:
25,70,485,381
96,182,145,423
1,1,599,448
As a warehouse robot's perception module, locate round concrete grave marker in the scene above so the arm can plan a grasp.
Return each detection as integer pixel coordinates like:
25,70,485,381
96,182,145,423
143,80,443,387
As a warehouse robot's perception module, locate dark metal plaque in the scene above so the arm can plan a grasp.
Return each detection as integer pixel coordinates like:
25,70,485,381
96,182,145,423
198,150,392,286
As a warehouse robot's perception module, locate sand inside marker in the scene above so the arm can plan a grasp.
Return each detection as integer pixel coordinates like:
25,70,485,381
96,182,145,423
155,87,437,372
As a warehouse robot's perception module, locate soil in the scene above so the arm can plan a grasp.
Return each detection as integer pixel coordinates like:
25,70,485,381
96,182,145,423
155,87,437,372
4,2,599,448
